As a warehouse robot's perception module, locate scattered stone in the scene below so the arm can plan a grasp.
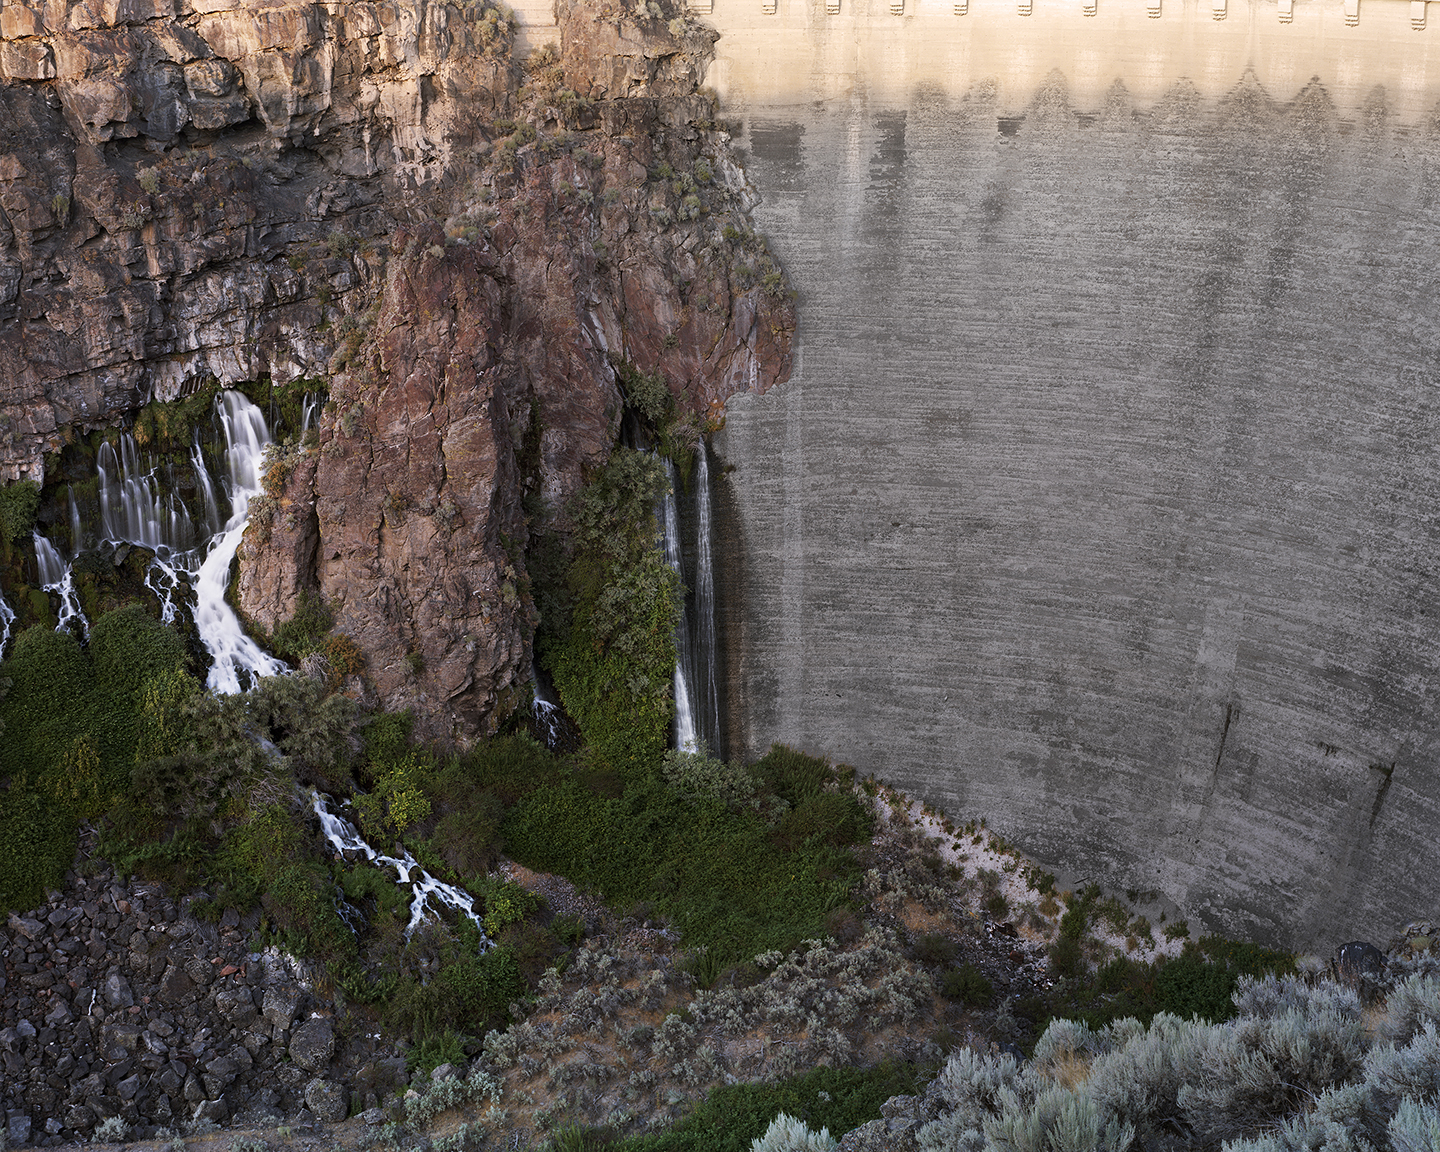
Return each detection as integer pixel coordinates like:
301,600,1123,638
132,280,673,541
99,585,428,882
8,1114,33,1146
304,1078,348,1122
430,1062,457,1082
102,971,133,1009
288,1019,335,1074
1334,941,1385,988
262,984,302,1031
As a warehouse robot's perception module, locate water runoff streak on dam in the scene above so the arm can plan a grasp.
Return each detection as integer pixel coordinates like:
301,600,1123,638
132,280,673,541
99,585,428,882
558,0,1440,952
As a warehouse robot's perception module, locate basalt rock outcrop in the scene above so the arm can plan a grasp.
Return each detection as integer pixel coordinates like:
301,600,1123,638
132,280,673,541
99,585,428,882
0,0,794,737
0,0,512,482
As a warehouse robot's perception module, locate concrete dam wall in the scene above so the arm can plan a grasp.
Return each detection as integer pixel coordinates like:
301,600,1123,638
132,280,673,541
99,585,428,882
693,0,1440,949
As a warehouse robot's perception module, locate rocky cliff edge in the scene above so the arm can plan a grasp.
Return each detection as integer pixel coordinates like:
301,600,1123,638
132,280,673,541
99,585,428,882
0,0,795,738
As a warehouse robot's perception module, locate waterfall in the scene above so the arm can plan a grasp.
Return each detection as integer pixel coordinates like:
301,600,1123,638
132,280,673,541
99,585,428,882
0,588,14,658
310,791,491,945
662,460,700,752
693,447,719,746
531,664,570,750
301,392,320,436
97,436,197,554
33,531,89,640
195,391,286,694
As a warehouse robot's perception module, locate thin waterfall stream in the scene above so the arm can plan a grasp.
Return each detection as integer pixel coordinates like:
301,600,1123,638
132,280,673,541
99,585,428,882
310,792,492,946
662,459,700,752
660,444,720,755
0,584,15,658
195,392,285,693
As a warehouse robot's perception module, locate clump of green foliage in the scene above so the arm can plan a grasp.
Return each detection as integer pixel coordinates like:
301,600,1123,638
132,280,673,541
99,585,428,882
1013,932,1296,1046
940,963,994,1007
501,744,867,964
0,479,40,544
539,449,678,769
612,1060,925,1152
0,606,189,910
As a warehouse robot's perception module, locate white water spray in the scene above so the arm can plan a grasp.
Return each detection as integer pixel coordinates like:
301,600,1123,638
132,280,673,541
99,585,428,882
196,392,286,693
310,792,491,944
531,665,567,749
662,461,699,753
33,531,88,639
0,588,14,658
693,447,719,744
98,436,197,554
301,392,320,436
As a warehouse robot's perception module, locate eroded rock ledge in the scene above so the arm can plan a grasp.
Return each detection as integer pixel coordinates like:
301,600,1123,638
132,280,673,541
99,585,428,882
1,0,795,737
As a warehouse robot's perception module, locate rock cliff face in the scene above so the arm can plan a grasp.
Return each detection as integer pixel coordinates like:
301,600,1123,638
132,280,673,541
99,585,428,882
0,0,513,481
0,0,793,738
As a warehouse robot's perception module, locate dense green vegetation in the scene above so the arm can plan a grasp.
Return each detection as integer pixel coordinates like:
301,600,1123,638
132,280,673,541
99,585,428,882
1017,921,1296,1043
610,1059,925,1152
0,388,1304,1150
536,447,678,770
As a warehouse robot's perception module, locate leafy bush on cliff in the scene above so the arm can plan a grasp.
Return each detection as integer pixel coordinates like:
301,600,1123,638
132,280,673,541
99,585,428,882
540,448,678,769
0,478,40,543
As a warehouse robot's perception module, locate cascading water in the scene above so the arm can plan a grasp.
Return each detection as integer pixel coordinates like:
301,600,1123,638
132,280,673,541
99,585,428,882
301,393,320,436
33,530,89,639
660,446,721,754
97,436,198,554
195,392,286,693
0,588,15,658
310,792,491,945
693,447,719,745
662,460,700,752
18,390,285,690
530,664,569,750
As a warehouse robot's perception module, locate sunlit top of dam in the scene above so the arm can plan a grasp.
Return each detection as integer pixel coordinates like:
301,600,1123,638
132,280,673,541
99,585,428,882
514,0,1440,118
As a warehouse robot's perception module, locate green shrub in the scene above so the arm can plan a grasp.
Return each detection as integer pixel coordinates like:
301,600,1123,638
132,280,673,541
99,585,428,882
86,604,188,782
267,589,335,663
0,624,90,782
396,946,525,1036
503,771,861,964
355,754,433,839
774,792,869,851
612,1060,923,1152
407,1026,467,1076
261,862,355,960
480,878,544,936
1050,935,1084,978
430,793,507,878
614,363,671,426
752,744,834,806
661,747,758,810
913,934,958,966
541,450,677,769
0,783,78,912
0,480,40,543
941,963,994,1006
